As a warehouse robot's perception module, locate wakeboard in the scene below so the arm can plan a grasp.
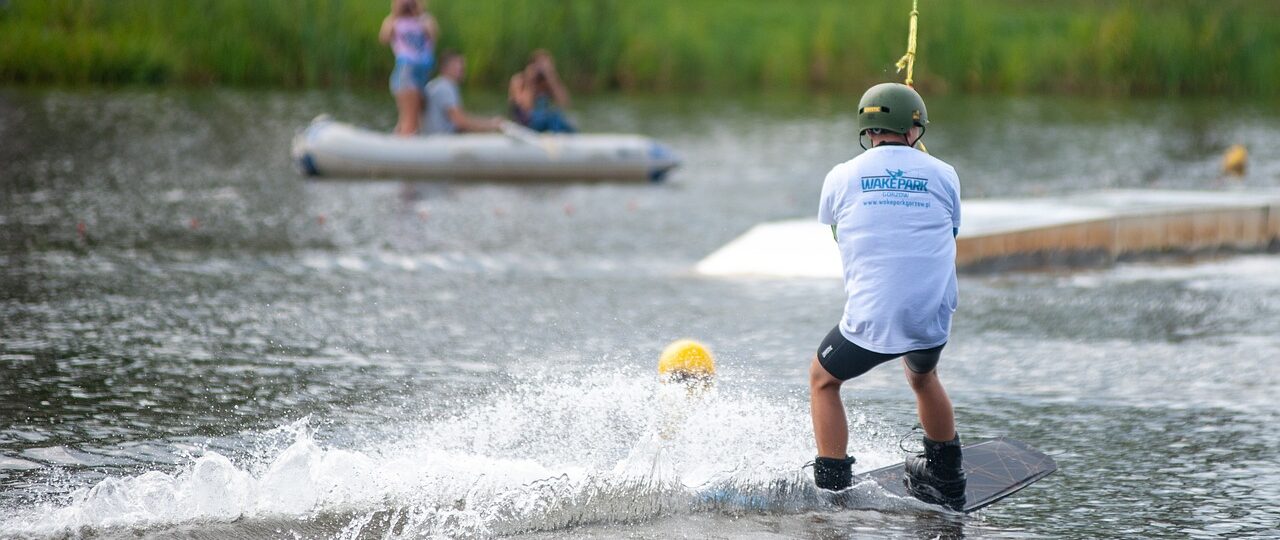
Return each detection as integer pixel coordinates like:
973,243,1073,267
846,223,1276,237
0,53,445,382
860,437,1057,513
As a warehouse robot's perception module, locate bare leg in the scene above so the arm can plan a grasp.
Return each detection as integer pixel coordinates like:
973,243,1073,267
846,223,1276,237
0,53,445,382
393,90,422,136
810,356,848,458
903,362,956,442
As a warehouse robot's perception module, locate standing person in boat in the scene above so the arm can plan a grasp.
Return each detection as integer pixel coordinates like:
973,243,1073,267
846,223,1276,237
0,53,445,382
808,83,967,511
379,0,438,135
423,50,504,134
508,49,576,133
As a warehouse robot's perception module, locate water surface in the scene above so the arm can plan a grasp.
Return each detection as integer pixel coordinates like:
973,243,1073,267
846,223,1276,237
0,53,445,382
1,89,1279,539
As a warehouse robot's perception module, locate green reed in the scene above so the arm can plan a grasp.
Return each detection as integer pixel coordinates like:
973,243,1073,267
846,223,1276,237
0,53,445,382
2,0,1277,95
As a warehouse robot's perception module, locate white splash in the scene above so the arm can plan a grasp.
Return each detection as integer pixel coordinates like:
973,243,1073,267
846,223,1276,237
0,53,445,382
5,368,905,538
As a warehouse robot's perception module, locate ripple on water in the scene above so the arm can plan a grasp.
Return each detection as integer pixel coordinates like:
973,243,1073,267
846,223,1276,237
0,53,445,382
4,91,1280,538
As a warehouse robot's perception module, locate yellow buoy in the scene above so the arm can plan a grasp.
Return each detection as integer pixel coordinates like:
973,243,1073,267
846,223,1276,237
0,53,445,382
1222,144,1247,177
657,339,716,381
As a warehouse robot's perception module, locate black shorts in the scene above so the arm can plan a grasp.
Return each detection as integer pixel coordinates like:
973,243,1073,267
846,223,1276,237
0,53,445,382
816,325,945,381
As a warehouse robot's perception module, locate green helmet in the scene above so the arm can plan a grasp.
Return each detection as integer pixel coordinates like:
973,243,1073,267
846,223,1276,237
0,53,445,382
857,83,928,135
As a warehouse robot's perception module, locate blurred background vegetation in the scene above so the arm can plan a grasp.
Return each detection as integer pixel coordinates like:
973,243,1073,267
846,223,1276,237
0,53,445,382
1,0,1277,95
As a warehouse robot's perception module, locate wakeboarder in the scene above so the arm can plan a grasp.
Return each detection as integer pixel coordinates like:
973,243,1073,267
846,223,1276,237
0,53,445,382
809,82,966,511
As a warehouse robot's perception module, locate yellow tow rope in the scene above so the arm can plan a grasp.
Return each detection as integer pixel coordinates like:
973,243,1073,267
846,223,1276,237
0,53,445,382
895,0,920,86
894,0,927,153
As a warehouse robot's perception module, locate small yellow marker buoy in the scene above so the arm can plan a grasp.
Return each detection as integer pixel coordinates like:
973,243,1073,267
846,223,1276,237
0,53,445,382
656,339,716,440
1222,144,1247,177
657,339,716,382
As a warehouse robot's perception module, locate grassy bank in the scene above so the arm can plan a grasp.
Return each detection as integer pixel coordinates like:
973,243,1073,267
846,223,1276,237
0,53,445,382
2,0,1278,95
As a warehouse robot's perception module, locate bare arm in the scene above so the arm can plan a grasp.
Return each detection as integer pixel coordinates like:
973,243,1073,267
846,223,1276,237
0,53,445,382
379,16,395,44
446,107,502,133
509,75,534,111
540,64,571,108
422,14,439,41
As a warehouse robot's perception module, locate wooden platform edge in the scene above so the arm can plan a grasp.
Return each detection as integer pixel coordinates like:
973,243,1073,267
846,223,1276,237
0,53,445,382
957,202,1280,272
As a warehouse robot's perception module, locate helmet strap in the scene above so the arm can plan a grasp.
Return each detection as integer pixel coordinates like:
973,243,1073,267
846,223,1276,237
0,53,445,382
908,125,927,148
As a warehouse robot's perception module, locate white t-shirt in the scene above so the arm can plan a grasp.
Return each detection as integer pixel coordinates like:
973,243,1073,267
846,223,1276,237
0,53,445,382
817,144,961,354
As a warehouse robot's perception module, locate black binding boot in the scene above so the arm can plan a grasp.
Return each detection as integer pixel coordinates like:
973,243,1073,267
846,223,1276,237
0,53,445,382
813,455,856,491
904,434,966,511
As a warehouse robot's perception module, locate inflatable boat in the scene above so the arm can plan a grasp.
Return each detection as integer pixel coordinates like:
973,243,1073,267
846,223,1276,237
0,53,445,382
291,116,680,182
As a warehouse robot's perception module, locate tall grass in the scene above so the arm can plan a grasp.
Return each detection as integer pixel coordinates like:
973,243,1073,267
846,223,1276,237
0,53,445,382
1,0,1277,95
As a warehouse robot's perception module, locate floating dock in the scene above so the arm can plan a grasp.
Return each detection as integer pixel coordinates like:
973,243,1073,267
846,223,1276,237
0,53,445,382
697,189,1280,277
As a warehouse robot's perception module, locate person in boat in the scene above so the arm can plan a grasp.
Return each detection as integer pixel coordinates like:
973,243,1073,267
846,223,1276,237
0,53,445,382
809,83,967,511
507,49,576,133
423,50,504,135
379,0,438,136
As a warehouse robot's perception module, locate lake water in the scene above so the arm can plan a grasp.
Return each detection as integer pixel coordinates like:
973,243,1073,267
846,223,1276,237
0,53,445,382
1,88,1279,539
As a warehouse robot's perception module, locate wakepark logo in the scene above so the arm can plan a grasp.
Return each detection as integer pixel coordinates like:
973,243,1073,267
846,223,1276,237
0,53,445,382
861,169,929,193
